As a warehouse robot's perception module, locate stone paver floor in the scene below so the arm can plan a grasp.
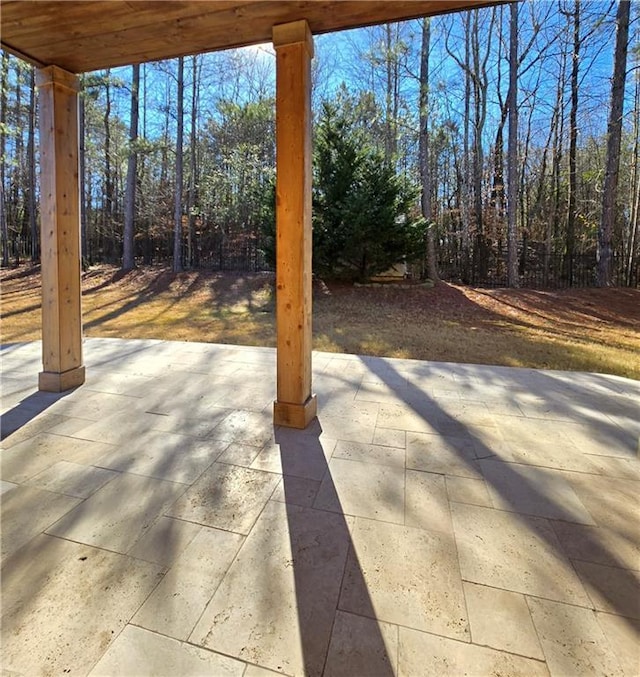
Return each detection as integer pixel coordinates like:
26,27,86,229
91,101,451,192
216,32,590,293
1,338,639,676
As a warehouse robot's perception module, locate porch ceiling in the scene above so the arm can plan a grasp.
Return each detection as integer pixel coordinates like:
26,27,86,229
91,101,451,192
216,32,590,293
1,0,504,73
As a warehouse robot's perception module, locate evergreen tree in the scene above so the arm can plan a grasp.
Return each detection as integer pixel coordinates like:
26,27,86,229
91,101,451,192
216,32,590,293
313,101,425,281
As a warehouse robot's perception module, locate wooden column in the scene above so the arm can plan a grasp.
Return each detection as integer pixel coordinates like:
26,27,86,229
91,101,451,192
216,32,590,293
272,21,317,428
36,65,85,392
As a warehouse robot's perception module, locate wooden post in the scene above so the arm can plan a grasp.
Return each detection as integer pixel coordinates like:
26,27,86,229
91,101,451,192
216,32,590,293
36,65,85,392
272,20,317,428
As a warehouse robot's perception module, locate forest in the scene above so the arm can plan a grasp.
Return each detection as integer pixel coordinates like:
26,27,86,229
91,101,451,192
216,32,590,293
0,0,638,288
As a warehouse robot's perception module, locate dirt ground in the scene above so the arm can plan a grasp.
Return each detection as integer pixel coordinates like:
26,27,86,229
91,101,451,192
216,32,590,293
2,264,638,379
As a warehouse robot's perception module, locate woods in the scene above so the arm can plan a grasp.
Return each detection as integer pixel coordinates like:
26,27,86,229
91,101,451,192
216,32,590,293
0,0,638,287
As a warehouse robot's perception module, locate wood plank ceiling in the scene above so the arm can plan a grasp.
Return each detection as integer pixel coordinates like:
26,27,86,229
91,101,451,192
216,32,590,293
1,0,504,73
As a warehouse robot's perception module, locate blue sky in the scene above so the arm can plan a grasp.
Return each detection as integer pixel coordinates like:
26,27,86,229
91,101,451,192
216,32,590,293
90,1,633,149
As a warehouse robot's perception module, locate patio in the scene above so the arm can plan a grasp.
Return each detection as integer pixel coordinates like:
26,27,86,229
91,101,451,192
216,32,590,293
1,337,639,676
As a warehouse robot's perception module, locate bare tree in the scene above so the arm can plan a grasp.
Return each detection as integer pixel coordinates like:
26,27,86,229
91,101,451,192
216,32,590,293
122,63,140,271
173,56,184,273
103,69,113,256
25,66,38,262
12,59,24,264
446,8,496,279
597,0,630,286
551,44,568,279
628,53,640,285
507,1,519,287
444,11,473,273
383,23,400,162
473,10,496,246
419,17,439,282
79,78,89,265
494,2,554,253
187,55,201,268
1,51,9,267
563,0,580,285
462,12,472,261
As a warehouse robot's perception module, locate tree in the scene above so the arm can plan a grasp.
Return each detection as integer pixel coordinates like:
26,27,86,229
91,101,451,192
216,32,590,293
186,55,201,268
419,17,439,282
1,8,636,286
103,69,113,255
80,70,128,264
550,39,568,282
506,0,519,287
628,44,640,285
313,100,425,281
597,0,630,286
25,66,37,262
201,97,275,268
79,77,88,265
445,8,496,280
469,8,494,245
344,22,413,167
122,63,140,271
1,51,9,267
173,56,184,273
563,0,581,285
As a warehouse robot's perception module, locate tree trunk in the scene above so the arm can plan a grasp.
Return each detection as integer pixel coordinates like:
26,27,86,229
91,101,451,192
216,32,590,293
103,70,112,259
471,8,493,241
140,63,153,266
383,24,400,164
550,44,567,283
628,67,640,285
490,6,506,231
419,18,439,282
492,111,508,224
597,0,630,286
79,78,87,265
565,0,580,286
462,13,472,272
520,99,535,255
123,64,140,271
13,60,23,265
537,106,556,284
187,55,200,268
471,9,494,281
506,1,519,287
159,89,171,262
26,66,38,262
1,51,9,268
173,57,184,273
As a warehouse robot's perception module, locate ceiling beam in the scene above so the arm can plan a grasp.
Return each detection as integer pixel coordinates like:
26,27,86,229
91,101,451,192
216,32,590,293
1,0,506,73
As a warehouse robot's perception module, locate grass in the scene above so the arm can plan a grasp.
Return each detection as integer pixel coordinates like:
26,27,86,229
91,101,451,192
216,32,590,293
2,264,639,380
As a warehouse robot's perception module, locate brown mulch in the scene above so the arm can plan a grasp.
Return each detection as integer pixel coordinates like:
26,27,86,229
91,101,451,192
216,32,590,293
2,264,638,369
3,264,638,329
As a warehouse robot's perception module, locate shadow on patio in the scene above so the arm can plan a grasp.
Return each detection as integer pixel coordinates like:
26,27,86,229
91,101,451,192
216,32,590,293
1,338,639,676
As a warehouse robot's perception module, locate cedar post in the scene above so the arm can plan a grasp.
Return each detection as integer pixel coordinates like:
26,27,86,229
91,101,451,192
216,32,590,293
272,21,317,428
36,65,85,392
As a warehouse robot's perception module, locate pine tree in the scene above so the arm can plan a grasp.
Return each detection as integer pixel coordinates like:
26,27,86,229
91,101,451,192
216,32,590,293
313,101,425,281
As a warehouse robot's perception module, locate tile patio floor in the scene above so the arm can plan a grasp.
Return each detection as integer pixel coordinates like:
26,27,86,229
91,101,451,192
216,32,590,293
1,337,639,676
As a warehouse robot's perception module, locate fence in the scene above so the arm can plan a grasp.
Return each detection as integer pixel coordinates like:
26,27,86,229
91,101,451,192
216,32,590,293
435,242,639,289
3,230,638,289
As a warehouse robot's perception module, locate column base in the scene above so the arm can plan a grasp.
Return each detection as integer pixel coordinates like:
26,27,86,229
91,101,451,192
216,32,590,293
274,394,318,429
39,366,85,393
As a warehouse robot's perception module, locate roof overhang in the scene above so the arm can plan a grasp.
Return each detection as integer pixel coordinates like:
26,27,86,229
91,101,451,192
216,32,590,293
1,0,506,74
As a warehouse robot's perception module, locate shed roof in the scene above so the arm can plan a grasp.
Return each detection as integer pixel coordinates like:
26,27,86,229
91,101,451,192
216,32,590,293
1,0,503,73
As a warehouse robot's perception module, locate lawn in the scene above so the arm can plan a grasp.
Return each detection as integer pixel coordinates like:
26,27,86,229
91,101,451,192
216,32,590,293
2,264,639,380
